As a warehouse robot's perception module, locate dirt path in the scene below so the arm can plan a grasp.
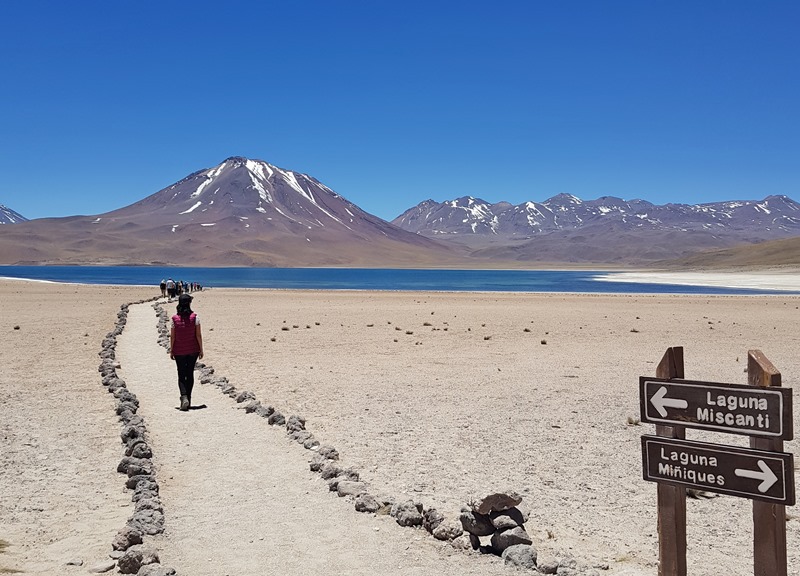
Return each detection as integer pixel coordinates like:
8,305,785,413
116,302,512,576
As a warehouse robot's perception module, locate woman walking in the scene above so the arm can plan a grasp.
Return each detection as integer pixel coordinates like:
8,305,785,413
169,293,204,411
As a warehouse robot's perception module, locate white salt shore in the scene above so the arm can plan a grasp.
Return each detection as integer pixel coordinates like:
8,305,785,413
595,270,800,292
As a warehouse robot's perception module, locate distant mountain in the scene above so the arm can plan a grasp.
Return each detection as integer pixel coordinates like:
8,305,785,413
0,157,465,267
0,204,28,224
392,195,800,265
393,194,800,238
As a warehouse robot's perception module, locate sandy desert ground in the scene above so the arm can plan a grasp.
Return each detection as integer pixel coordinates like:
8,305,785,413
1,275,799,575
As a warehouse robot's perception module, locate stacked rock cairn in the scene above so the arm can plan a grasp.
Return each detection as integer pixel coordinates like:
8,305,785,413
458,492,537,565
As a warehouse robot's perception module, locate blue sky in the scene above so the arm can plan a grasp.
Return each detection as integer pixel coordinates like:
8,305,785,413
1,1,798,221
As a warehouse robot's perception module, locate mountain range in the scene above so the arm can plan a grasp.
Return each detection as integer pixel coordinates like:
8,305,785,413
1,156,798,267
391,195,800,265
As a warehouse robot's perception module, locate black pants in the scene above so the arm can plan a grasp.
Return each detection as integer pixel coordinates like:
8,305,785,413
174,353,199,402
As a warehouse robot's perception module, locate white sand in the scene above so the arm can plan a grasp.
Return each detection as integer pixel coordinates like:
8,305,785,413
1,280,798,576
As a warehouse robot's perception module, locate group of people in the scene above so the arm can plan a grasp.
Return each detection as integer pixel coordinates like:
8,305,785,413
159,278,202,301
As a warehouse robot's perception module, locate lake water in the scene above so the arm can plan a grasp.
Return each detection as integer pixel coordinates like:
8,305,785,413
0,266,791,295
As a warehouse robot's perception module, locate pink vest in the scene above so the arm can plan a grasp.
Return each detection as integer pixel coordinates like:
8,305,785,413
172,313,200,355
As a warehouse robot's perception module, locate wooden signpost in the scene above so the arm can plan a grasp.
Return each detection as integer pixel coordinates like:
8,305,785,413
640,347,796,576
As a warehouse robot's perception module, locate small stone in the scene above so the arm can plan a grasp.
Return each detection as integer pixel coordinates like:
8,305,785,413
127,509,165,535
65,558,83,566
88,560,116,573
126,461,153,478
317,445,339,460
303,437,320,450
472,491,523,515
391,500,423,527
502,544,538,569
129,443,153,459
354,493,381,513
423,508,445,533
267,411,285,426
327,469,359,492
450,534,473,550
116,401,139,415
491,526,533,554
255,405,274,418
135,498,164,514
131,490,156,503
236,390,256,403
112,526,143,551
117,545,160,574
243,400,262,413
432,519,464,541
490,507,526,530
309,453,327,472
337,481,367,497
290,430,313,443
320,462,343,480
459,509,495,537
124,437,147,456
285,415,306,432
136,565,177,576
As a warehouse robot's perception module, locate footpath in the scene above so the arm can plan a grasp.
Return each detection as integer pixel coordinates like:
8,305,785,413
116,302,502,576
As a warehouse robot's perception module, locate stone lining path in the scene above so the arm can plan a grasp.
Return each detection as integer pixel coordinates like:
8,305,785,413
116,302,507,576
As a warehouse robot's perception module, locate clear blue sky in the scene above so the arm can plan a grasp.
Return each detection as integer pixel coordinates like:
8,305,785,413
1,1,798,221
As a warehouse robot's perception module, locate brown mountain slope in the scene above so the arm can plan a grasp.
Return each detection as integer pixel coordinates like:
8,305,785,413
659,235,800,269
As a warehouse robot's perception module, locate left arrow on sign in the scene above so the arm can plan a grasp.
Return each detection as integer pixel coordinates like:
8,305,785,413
734,460,778,493
650,386,688,417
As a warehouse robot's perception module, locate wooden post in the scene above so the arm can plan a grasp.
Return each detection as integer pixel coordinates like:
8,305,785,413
655,347,687,576
747,350,787,576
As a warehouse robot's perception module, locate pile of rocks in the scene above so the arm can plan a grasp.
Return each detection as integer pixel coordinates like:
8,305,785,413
456,492,605,575
457,492,537,564
97,298,177,576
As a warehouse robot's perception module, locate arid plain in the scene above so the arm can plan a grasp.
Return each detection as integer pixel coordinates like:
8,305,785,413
1,277,799,575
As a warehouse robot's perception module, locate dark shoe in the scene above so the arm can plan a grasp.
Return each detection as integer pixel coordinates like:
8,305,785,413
180,396,189,411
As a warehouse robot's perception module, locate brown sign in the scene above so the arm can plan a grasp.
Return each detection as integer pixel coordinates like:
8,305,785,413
639,377,793,440
641,435,795,505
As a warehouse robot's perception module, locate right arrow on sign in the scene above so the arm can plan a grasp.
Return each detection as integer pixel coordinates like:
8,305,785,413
735,460,778,493
650,386,688,417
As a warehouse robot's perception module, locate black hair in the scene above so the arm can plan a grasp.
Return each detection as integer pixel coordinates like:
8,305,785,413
176,301,193,318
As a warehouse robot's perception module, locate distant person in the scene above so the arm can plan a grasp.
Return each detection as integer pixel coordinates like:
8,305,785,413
166,278,176,301
169,293,204,411
159,279,166,297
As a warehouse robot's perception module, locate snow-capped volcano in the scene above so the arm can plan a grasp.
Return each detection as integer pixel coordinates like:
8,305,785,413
0,157,460,267
104,156,383,235
0,204,27,225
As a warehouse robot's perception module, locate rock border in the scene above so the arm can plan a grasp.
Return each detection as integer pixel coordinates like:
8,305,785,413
98,297,177,576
